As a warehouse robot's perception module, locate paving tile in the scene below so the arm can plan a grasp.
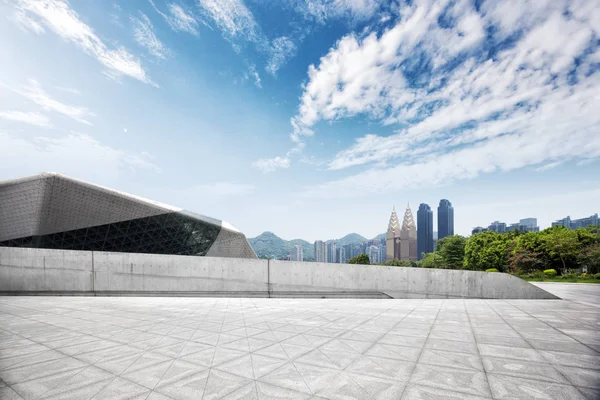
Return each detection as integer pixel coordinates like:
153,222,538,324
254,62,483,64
255,381,312,399
259,362,312,394
348,372,406,400
0,385,25,400
477,343,545,362
539,350,600,369
419,349,483,371
400,384,492,400
90,377,150,400
409,363,491,397
553,365,600,389
487,374,587,400
202,369,252,400
483,356,569,384
425,338,478,354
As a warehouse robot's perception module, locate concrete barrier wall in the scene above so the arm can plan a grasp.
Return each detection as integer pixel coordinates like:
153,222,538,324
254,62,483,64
0,247,558,299
269,261,557,299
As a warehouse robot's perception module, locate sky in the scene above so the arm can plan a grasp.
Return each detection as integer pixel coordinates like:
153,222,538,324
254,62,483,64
1,0,599,242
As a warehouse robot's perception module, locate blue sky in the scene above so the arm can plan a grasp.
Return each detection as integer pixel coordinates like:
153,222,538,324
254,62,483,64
1,0,599,242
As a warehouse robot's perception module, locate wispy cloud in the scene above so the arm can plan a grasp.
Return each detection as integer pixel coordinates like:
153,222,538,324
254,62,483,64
0,111,52,127
0,132,161,181
197,0,261,45
131,13,168,59
252,156,290,172
266,37,297,76
149,1,199,35
190,182,255,197
13,0,155,86
290,0,600,196
245,64,262,88
5,79,93,125
298,0,381,23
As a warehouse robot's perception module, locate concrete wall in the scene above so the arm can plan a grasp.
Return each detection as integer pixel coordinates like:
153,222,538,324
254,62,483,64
0,247,558,299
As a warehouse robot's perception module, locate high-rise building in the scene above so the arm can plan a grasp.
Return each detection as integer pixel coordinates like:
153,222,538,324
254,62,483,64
378,243,386,264
437,199,454,240
290,244,303,261
368,245,379,264
488,221,507,233
386,205,417,261
553,214,599,229
433,231,438,251
326,240,337,263
314,240,327,263
417,203,434,260
337,246,347,263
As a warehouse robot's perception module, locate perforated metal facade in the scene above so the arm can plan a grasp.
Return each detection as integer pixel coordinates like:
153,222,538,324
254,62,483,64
0,173,256,259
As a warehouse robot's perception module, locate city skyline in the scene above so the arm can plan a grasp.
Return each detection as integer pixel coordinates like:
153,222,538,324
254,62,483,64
1,1,599,243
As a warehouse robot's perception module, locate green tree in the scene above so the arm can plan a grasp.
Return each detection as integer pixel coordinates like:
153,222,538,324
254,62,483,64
543,227,579,274
420,252,445,268
464,231,509,271
437,235,466,268
348,254,370,265
577,242,600,274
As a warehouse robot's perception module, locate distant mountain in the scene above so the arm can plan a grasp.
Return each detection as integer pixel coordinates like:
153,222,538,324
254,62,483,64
248,232,314,260
336,233,368,246
248,231,386,260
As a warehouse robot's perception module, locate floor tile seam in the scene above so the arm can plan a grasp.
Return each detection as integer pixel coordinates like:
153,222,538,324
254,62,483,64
484,300,589,399
405,382,494,400
503,301,600,355
0,370,31,400
400,300,445,398
465,300,495,398
33,364,115,400
1,355,89,386
148,327,196,393
337,300,425,362
417,351,483,372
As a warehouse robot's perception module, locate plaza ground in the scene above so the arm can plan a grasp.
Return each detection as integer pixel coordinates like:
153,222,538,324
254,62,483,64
0,283,599,400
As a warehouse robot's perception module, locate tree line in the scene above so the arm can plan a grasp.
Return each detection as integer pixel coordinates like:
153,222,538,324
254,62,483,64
348,226,600,275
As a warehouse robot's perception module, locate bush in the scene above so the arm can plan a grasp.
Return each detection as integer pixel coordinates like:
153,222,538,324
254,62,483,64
485,268,499,272
580,272,588,278
543,269,557,278
348,254,370,265
593,273,600,280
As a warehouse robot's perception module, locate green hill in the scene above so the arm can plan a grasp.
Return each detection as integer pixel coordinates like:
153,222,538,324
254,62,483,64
336,233,368,246
248,232,314,260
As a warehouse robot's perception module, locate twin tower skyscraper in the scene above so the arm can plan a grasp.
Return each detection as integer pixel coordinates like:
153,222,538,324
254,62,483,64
386,200,454,261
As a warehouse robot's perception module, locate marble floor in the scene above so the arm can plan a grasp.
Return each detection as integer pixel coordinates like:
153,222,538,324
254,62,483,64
0,284,599,400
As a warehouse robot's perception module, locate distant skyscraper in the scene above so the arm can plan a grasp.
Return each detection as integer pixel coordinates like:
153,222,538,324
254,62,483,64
378,243,386,264
290,244,303,261
386,205,417,261
326,240,337,263
417,203,434,260
433,231,438,251
471,227,487,235
314,240,326,263
437,199,454,240
368,245,379,264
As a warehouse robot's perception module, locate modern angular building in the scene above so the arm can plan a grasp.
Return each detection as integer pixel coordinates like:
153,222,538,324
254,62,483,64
437,199,454,240
417,203,434,260
0,173,257,258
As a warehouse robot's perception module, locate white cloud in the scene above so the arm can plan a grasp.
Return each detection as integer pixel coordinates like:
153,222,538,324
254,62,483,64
197,0,261,44
13,0,155,86
245,64,262,88
6,79,93,125
299,0,380,23
0,131,160,182
149,1,200,36
266,37,297,76
131,13,167,59
291,0,600,196
0,111,52,127
252,156,290,172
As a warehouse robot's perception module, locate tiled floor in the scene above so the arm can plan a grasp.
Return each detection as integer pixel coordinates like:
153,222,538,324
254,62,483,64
0,284,599,400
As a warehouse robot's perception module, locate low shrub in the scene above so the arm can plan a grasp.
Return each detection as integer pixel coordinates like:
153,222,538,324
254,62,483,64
485,268,499,273
580,272,588,278
543,269,557,278
594,273,600,280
